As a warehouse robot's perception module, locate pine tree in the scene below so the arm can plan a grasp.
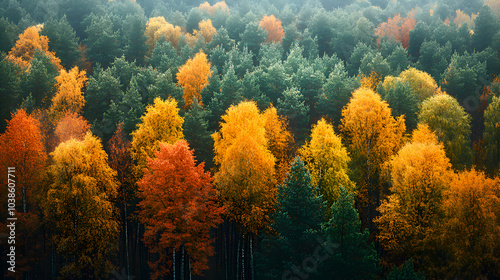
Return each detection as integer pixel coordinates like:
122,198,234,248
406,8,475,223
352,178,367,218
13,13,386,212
319,186,380,280
256,156,326,280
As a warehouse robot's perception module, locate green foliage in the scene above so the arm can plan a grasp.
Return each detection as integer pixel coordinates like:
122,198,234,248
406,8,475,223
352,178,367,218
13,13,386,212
148,40,181,73
123,14,148,65
84,14,124,68
418,94,473,170
440,51,487,104
0,17,20,53
41,15,81,68
319,186,380,279
386,259,426,280
277,87,309,142
0,52,21,132
417,40,452,81
183,99,214,169
378,80,418,131
256,156,326,280
241,21,268,59
20,50,58,109
472,5,500,52
316,62,358,126
484,96,500,176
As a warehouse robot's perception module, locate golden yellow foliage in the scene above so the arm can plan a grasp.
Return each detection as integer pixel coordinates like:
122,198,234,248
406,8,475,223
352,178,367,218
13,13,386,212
212,101,276,233
197,19,217,43
454,9,477,29
376,130,452,275
43,132,119,279
399,67,439,102
130,97,184,177
145,17,182,51
49,66,88,122
8,25,62,70
442,169,500,278
262,106,293,184
299,118,355,206
198,1,229,16
360,70,382,91
176,50,212,107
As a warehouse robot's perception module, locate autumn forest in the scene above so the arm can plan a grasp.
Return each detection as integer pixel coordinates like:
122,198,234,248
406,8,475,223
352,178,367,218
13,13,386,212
1,0,500,279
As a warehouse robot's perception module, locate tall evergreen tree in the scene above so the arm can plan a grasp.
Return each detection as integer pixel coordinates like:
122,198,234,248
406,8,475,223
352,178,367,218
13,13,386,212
256,156,326,280
319,186,380,279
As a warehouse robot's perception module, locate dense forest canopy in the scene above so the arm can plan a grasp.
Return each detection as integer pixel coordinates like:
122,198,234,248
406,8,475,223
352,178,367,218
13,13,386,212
1,0,500,279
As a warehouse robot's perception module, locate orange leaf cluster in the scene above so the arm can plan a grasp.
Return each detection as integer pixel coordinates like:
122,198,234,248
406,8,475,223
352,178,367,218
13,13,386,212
8,25,62,70
138,140,224,278
259,15,285,43
0,109,47,212
176,50,212,107
54,112,90,146
374,13,416,49
196,19,217,43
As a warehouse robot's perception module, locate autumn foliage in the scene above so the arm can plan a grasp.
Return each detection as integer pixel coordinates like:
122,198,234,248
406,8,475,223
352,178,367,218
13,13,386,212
197,19,217,43
454,9,477,29
176,50,212,107
375,13,416,49
259,15,285,43
145,17,182,51
54,112,90,145
212,101,276,233
198,1,230,16
49,66,88,122
138,140,224,279
8,25,62,70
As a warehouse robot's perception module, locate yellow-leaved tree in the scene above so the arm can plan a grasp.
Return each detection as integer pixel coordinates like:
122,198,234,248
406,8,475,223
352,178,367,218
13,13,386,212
145,17,182,51
130,97,184,177
375,124,452,277
299,118,355,207
197,19,217,43
212,101,276,280
340,87,405,227
259,15,285,43
49,66,88,122
43,132,119,279
176,50,212,107
398,68,439,102
262,106,293,184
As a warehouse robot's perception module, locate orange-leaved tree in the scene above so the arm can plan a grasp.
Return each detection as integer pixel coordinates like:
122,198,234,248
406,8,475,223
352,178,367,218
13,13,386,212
375,124,452,276
176,50,212,107
8,25,62,70
340,87,405,227
454,9,477,29
43,132,119,279
49,66,88,122
374,13,416,49
259,15,285,43
0,109,47,278
442,169,500,279
138,140,224,279
0,109,47,214
130,97,184,177
54,111,90,146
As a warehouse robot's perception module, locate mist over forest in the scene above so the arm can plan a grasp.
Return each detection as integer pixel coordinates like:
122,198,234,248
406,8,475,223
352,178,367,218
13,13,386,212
1,0,500,279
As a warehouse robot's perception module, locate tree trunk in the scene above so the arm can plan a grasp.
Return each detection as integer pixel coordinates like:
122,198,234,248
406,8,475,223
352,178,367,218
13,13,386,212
236,236,240,280
181,246,184,280
250,234,254,280
173,247,176,280
242,234,245,280
123,190,130,280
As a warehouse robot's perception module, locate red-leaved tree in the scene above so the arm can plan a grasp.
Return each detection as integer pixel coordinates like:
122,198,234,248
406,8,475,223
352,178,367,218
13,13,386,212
137,140,225,279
